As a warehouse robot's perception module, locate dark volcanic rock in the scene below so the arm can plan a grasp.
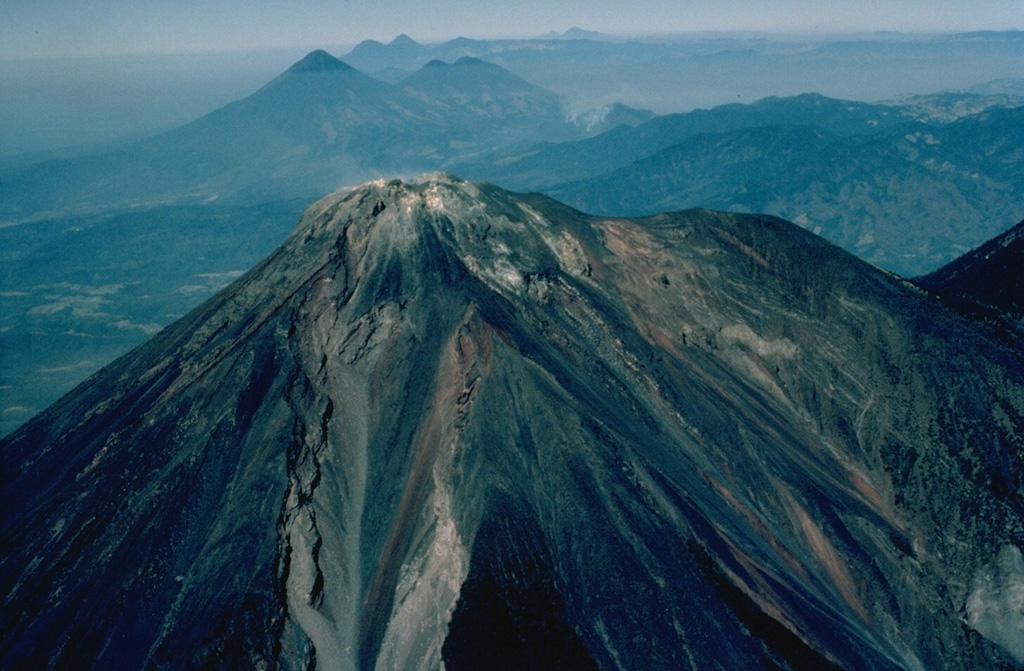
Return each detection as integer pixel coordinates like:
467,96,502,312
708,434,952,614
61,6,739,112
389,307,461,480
2,175,1024,670
916,218,1024,339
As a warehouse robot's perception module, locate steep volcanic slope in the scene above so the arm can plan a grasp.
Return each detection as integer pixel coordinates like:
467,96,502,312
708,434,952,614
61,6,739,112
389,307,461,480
916,218,1024,338
2,176,1024,670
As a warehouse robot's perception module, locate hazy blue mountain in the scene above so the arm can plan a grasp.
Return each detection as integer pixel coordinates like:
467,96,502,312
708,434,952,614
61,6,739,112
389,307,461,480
569,102,657,135
346,33,432,71
1,51,418,218
3,175,1023,670
456,97,1024,276
397,56,575,149
342,31,1024,117
882,90,1024,122
969,77,1024,96
6,33,1020,163
538,26,610,41
0,50,582,221
370,66,414,83
455,93,919,190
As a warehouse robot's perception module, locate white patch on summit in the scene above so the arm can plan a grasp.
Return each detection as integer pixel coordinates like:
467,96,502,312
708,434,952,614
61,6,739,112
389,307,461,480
966,545,1024,663
424,187,445,212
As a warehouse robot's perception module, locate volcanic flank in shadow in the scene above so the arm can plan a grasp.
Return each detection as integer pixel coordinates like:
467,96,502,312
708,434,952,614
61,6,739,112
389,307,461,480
916,217,1024,340
1,174,1023,670
441,500,598,671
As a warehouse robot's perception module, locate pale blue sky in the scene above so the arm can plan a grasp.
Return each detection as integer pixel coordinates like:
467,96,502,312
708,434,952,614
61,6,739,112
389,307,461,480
3,0,1024,58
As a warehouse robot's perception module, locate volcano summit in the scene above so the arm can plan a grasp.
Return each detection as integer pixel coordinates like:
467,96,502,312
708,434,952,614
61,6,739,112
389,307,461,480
2,175,1023,670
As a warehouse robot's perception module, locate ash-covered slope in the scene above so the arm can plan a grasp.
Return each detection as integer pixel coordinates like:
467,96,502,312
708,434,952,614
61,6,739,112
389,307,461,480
916,218,1024,338
2,175,1024,670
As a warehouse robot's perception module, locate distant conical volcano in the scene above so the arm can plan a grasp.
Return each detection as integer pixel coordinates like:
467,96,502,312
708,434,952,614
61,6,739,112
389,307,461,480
284,49,356,74
0,51,581,219
2,175,1023,670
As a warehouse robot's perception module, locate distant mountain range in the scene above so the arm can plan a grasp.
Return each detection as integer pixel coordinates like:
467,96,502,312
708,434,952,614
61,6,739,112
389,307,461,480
338,31,1024,117
880,90,1024,122
0,50,644,221
455,93,923,189
456,95,1024,276
4,31,1020,161
3,175,1023,670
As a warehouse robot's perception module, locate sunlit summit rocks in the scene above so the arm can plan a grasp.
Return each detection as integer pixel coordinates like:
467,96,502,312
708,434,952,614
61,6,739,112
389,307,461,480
2,175,1023,670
